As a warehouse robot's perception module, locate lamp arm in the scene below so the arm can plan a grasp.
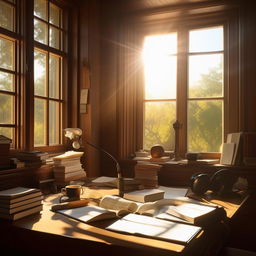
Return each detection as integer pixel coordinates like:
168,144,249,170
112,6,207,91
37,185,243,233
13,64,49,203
86,141,124,197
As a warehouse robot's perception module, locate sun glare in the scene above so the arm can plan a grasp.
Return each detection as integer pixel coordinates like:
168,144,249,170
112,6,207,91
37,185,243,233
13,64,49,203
143,33,177,100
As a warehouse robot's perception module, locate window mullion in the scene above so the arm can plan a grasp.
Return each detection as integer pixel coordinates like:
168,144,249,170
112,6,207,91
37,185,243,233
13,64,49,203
176,28,188,157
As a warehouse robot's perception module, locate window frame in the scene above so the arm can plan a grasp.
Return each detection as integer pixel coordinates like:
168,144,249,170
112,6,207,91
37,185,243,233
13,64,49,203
0,0,75,154
136,13,239,159
32,0,68,153
0,0,22,149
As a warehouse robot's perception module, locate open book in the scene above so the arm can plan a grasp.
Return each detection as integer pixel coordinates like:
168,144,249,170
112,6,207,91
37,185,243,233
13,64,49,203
56,195,224,225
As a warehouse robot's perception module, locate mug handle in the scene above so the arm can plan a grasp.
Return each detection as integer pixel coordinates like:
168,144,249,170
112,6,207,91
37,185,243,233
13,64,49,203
81,186,84,195
61,187,66,194
59,195,67,203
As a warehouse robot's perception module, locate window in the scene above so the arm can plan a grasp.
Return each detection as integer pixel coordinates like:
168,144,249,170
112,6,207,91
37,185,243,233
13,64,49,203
34,0,65,147
143,26,224,154
0,0,18,147
0,0,70,152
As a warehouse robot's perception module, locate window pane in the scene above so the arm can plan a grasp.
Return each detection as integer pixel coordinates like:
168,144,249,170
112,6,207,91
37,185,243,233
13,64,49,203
34,98,46,146
49,26,60,49
144,33,177,55
189,26,223,53
0,127,13,141
188,100,222,152
144,102,176,151
0,94,14,124
50,3,60,27
143,33,177,100
34,50,47,96
0,71,14,91
34,0,47,21
34,19,48,44
49,101,59,145
0,1,14,31
144,56,177,100
189,54,223,98
0,37,14,70
49,54,60,98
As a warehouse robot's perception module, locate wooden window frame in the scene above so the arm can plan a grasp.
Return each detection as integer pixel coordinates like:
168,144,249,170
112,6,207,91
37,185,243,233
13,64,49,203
134,12,240,159
33,0,67,153
0,0,22,149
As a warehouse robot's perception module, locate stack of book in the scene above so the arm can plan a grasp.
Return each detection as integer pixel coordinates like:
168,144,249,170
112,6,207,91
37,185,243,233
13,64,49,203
53,151,86,186
89,176,143,191
0,187,43,221
17,151,49,167
134,163,161,188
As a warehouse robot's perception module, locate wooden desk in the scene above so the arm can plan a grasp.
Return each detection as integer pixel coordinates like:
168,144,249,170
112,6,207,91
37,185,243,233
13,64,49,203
1,187,248,256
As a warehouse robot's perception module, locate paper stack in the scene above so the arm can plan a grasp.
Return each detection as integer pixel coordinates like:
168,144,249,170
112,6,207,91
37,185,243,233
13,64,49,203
0,187,43,221
53,151,86,186
134,163,161,188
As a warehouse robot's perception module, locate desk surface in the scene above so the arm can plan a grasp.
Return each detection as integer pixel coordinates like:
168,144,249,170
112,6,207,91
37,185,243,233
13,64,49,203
3,187,248,256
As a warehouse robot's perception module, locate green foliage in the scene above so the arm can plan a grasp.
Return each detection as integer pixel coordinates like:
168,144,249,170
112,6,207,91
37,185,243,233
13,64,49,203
144,102,175,150
144,65,223,152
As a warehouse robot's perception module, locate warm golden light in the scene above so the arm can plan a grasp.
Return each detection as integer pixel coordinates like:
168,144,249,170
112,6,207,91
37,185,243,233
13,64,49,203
143,33,177,100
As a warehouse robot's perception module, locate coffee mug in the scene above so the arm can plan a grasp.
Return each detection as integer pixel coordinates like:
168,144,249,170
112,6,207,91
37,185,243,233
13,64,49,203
60,185,83,202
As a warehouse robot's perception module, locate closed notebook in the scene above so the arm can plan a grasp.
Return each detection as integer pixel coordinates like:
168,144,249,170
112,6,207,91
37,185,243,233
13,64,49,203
0,199,42,214
106,213,202,244
0,191,42,204
0,205,43,221
123,189,164,202
0,187,41,199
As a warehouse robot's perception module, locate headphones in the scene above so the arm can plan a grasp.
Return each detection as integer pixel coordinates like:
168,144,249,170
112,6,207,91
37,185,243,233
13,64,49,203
190,169,237,196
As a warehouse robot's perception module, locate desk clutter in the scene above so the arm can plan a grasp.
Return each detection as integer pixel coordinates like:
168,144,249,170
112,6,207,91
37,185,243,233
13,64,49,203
0,187,43,221
52,187,226,245
52,151,86,187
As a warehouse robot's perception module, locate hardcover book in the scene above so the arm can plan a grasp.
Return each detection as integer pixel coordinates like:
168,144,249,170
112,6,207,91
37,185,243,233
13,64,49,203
123,189,165,202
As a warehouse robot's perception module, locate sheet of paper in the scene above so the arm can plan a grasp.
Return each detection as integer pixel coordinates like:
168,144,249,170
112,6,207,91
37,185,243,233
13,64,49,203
158,186,188,199
106,213,202,244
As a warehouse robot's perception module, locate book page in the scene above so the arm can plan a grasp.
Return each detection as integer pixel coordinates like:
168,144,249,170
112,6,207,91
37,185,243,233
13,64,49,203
57,205,117,223
106,213,202,244
220,143,236,165
99,195,139,213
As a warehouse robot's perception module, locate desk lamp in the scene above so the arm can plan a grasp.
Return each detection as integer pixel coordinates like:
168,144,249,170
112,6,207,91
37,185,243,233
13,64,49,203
64,128,124,197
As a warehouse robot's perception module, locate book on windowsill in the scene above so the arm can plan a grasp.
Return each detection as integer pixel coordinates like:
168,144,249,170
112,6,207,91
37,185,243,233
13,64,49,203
106,213,202,245
179,159,220,165
150,156,171,162
123,189,165,202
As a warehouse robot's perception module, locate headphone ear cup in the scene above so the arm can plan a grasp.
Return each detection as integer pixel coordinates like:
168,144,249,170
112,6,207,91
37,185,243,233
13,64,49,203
191,173,211,195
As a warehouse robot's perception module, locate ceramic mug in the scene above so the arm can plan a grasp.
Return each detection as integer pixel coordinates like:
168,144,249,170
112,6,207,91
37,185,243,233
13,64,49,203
60,185,83,202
